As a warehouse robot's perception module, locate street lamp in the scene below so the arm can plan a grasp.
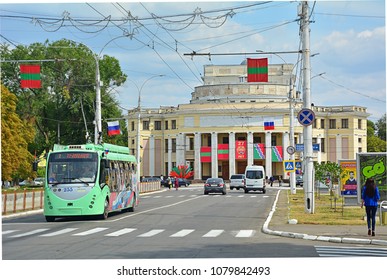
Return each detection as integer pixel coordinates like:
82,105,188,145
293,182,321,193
135,75,164,183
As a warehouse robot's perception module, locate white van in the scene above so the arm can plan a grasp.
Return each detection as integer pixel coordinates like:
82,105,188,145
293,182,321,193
244,165,266,193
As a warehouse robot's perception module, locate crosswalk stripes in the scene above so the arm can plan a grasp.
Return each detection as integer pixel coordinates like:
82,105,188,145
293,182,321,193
3,227,259,239
315,246,387,257
104,228,137,237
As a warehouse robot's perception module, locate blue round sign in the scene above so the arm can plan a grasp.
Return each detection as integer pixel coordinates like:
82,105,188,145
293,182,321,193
297,108,315,126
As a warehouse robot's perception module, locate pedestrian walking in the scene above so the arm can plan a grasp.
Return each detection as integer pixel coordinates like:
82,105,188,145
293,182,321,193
269,176,274,187
174,177,179,191
361,178,380,236
167,176,172,190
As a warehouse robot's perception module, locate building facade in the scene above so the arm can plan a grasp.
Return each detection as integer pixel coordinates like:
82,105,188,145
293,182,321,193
127,63,369,180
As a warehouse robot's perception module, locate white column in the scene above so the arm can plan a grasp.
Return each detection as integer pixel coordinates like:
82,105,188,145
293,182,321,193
283,132,290,161
229,132,236,176
176,133,185,166
211,132,218,178
149,135,155,176
247,132,254,166
265,132,272,177
194,132,202,180
167,136,172,175
282,132,290,179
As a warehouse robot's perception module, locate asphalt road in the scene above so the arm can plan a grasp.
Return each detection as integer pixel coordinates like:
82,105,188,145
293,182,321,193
2,185,385,260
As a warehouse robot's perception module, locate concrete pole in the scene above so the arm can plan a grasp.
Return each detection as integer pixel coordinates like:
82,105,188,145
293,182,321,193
301,1,315,213
289,79,296,195
94,55,102,145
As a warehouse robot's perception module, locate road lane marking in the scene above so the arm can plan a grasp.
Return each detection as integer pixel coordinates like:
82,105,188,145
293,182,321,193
105,228,137,237
2,230,19,235
72,227,109,236
10,228,49,238
235,230,256,238
138,229,165,237
170,229,195,237
40,228,78,237
203,230,224,237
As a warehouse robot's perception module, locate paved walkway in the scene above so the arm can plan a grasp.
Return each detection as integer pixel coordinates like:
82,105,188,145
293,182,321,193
263,187,387,246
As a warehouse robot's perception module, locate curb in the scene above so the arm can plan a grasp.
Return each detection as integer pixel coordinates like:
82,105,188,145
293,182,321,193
262,190,387,246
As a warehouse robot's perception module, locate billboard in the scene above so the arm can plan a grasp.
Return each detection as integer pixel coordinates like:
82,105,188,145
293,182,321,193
339,160,357,196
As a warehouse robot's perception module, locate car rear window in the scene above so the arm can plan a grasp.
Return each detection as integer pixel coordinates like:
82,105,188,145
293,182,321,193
231,175,244,179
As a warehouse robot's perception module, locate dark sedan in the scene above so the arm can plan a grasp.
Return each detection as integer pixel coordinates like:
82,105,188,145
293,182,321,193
204,178,227,195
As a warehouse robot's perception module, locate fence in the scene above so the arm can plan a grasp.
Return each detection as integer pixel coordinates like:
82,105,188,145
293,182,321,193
2,189,44,215
2,181,162,216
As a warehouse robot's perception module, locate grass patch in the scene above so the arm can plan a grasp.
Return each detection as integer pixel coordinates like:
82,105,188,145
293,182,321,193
288,190,366,225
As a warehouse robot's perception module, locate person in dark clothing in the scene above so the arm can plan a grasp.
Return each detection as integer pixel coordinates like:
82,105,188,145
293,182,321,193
269,176,274,187
361,178,380,236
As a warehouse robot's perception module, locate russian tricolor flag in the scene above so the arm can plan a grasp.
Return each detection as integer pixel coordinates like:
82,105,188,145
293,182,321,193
107,121,121,136
264,121,274,130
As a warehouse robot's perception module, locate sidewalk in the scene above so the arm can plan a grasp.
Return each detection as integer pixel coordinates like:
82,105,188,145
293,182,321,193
263,187,387,246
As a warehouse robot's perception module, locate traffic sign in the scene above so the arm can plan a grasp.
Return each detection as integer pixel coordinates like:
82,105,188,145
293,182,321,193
295,143,320,151
286,146,295,155
283,160,295,172
297,108,315,126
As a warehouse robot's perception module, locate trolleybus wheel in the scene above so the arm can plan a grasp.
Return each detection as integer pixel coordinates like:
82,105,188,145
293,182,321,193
101,199,109,220
45,216,55,222
128,194,136,212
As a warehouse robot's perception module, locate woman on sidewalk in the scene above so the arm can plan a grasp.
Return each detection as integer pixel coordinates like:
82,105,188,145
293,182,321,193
361,178,380,236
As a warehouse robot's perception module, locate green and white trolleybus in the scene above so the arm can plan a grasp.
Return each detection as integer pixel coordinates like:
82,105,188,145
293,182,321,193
44,143,138,222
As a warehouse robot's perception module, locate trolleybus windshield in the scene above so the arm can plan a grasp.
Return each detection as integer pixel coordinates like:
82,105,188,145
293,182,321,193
47,152,98,184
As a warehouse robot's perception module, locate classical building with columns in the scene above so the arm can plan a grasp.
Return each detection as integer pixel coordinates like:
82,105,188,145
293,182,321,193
127,62,369,181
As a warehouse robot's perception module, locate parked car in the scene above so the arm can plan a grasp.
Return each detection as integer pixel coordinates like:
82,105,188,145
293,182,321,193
141,177,161,183
171,178,190,187
204,178,227,195
19,179,33,186
296,175,303,186
229,174,245,190
34,177,45,186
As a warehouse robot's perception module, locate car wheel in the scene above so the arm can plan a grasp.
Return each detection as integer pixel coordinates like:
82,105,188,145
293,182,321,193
262,189,266,194
244,188,249,193
45,216,55,222
230,187,234,190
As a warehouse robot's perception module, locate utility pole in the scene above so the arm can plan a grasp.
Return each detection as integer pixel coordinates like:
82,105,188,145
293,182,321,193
289,78,296,195
300,1,314,213
94,55,102,145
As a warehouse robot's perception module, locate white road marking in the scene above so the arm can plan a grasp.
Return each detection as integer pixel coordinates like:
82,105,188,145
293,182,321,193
40,228,78,237
72,227,108,236
235,230,256,238
138,229,165,237
10,228,49,238
170,229,195,237
202,230,224,237
105,228,137,237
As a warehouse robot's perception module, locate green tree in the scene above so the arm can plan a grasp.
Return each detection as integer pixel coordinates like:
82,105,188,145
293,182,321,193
0,39,128,156
1,84,35,181
314,161,345,186
375,114,386,141
367,119,386,152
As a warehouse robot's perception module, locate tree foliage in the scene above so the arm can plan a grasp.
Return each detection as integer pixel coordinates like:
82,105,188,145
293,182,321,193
375,113,386,141
1,39,129,181
1,84,35,181
367,118,386,152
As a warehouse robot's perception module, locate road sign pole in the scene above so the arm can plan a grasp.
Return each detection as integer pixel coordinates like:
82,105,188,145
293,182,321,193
301,1,314,214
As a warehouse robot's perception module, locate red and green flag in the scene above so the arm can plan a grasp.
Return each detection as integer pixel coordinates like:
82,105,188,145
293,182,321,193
20,64,41,88
200,147,211,162
217,144,229,160
247,58,268,82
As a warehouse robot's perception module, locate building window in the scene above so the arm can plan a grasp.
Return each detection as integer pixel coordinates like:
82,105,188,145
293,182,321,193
189,138,194,150
172,138,176,152
165,139,168,153
131,121,135,131
358,147,362,153
358,119,362,129
341,119,349,129
271,135,277,146
329,119,336,129
313,119,317,128
172,120,177,129
320,119,325,129
143,120,149,130
165,120,169,130
131,139,135,145
321,138,325,152
358,137,362,143
154,121,161,130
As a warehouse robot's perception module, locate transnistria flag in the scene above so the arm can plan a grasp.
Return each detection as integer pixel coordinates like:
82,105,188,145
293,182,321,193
247,58,268,82
264,121,275,130
217,144,229,160
107,121,121,136
20,64,41,88
200,147,211,162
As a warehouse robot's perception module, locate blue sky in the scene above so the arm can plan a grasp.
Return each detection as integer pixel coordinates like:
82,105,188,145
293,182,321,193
1,0,386,121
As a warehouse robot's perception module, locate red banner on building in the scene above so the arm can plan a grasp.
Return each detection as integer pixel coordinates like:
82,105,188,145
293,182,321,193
218,144,229,160
235,141,247,159
200,147,211,162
